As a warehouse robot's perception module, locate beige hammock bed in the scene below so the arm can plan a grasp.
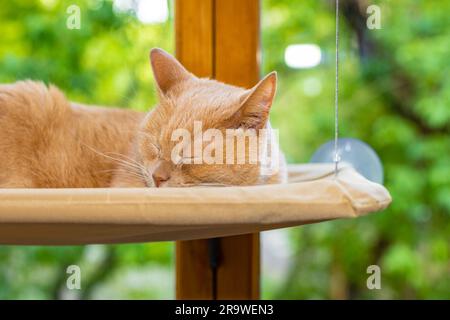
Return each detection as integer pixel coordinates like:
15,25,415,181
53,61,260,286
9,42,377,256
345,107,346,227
0,163,391,245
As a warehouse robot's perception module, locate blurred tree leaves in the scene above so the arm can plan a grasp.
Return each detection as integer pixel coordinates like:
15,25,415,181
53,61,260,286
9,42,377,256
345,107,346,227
262,0,449,299
0,0,175,299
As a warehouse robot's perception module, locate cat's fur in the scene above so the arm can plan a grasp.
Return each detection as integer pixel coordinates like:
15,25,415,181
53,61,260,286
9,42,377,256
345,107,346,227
0,48,286,188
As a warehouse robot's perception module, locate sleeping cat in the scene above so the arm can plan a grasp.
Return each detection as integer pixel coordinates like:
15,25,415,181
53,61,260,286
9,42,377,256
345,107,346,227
0,48,286,188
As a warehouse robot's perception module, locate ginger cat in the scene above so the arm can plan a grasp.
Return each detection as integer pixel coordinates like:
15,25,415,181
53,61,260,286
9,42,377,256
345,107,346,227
0,48,286,188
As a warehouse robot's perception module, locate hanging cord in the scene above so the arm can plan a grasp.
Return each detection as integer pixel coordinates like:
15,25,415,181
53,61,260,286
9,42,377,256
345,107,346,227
334,0,340,176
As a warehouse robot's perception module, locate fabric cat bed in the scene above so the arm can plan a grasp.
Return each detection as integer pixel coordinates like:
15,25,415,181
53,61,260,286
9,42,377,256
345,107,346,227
0,163,391,245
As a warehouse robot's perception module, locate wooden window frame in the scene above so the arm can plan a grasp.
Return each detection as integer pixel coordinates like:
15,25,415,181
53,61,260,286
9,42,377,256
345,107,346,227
175,0,261,300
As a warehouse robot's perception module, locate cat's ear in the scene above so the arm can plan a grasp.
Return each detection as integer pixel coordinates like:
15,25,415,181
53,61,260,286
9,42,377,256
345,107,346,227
150,48,193,95
233,72,277,129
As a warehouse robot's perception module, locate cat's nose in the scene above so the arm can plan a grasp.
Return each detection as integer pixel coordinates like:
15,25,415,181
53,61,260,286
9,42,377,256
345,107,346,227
152,161,172,187
152,172,170,187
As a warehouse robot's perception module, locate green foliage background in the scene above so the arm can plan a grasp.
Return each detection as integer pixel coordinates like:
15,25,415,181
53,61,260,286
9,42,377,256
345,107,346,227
0,0,448,299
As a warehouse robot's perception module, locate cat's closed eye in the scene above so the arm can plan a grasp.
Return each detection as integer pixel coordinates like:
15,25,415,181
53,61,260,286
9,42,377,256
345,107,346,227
139,136,161,160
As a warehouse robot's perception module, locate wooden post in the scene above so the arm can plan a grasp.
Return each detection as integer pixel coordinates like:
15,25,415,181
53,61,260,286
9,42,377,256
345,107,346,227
175,0,261,300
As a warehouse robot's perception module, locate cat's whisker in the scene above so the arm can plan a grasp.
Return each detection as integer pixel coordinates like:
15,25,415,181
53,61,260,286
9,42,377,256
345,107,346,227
139,132,162,154
84,144,154,186
106,152,147,170
101,168,148,182
107,156,143,171
83,144,146,173
114,167,150,180
174,182,234,188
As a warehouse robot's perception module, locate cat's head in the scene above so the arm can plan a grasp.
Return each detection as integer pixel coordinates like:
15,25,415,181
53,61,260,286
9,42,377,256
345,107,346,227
133,48,279,187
